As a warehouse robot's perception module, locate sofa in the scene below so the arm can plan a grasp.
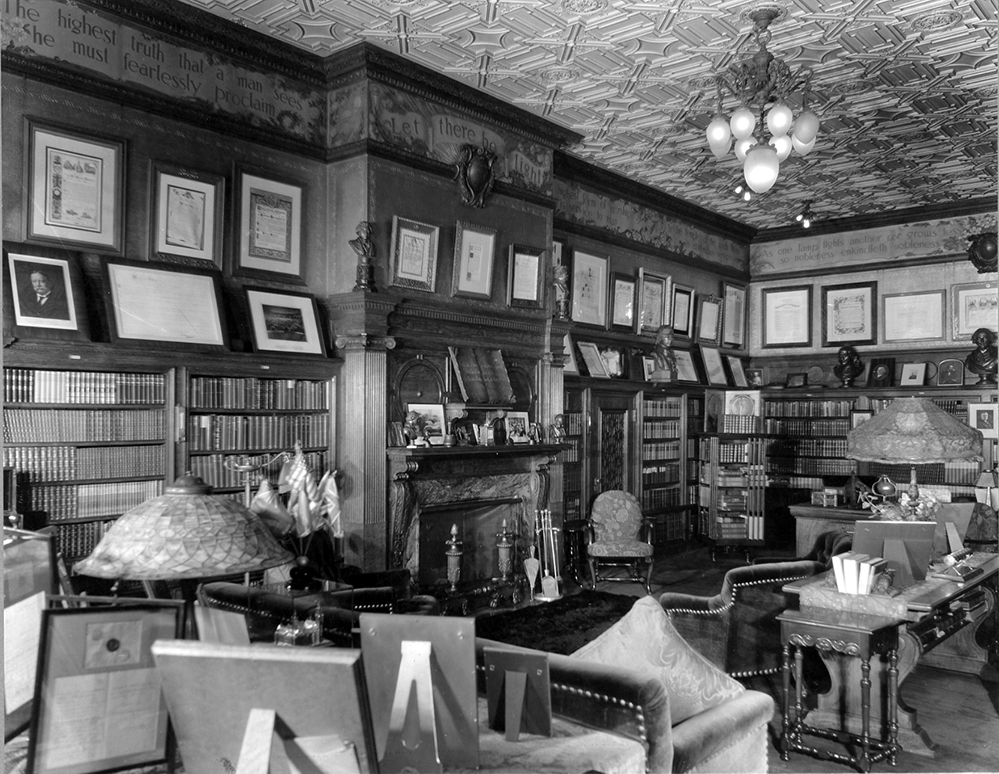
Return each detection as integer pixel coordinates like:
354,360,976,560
478,596,775,773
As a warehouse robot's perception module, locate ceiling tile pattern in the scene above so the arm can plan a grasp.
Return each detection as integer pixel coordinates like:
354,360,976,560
175,0,997,229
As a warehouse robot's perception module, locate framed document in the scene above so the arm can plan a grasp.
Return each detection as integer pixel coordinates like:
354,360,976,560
883,290,944,342
969,403,999,439
104,260,227,350
150,163,224,268
390,216,438,292
4,242,89,342
900,362,927,386
563,334,579,375
507,244,545,309
639,272,669,332
762,285,812,348
722,282,747,348
726,355,749,388
610,273,637,331
851,410,874,429
26,120,124,252
697,295,722,344
570,251,608,327
235,166,304,282
452,221,496,300
673,348,700,384
244,287,327,357
822,281,877,347
576,341,610,378
952,281,998,340
700,345,728,386
671,283,696,338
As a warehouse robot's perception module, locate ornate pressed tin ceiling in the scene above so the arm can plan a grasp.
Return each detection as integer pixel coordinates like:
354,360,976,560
173,0,997,230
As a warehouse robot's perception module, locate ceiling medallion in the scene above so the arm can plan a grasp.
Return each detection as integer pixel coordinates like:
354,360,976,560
909,10,964,32
538,65,580,84
561,0,607,15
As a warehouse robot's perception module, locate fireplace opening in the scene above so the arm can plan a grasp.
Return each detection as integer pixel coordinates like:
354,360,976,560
418,498,522,590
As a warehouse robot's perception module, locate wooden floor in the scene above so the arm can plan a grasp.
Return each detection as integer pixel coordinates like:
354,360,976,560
586,544,999,774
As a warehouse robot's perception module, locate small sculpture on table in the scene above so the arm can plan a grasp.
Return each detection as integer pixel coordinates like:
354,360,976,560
834,345,864,387
349,220,375,292
650,325,677,382
966,327,998,385
549,414,566,444
404,411,427,448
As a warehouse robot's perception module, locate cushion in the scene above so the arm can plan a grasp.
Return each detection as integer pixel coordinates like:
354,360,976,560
570,596,744,724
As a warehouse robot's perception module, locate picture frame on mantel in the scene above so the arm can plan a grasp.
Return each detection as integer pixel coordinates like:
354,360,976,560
234,166,305,284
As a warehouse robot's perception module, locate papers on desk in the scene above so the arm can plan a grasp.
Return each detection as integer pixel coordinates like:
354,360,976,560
832,552,888,594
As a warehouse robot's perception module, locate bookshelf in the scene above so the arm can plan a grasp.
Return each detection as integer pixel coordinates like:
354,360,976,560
640,393,696,547
2,367,172,566
698,434,768,559
562,386,586,521
181,370,334,498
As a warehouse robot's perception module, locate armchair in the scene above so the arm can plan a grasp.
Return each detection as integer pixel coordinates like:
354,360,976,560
658,559,825,679
586,490,655,593
753,529,853,569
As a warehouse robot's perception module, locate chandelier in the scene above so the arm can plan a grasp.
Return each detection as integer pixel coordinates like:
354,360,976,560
705,7,819,194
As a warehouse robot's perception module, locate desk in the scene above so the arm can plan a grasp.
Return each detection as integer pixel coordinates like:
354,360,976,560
778,607,901,772
783,553,998,757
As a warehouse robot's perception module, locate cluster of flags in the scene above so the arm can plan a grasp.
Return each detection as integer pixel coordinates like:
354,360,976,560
250,444,342,542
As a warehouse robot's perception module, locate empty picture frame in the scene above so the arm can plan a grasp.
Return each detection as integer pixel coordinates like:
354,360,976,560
822,281,876,347
4,242,90,342
453,221,496,299
150,162,224,268
244,287,326,356
29,603,182,774
390,216,439,292
27,119,124,252
671,283,696,338
104,260,227,350
235,166,304,282
507,244,545,309
762,285,812,348
571,250,608,327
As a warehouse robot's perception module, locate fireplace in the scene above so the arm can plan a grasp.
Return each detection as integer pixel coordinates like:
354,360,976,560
386,445,561,606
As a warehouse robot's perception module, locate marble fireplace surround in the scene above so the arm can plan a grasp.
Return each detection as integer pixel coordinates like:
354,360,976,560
386,445,562,592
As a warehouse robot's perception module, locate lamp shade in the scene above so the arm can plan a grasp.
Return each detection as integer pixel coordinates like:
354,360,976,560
766,102,793,136
744,145,780,193
730,107,756,140
846,397,984,465
792,110,819,144
706,115,732,159
75,473,294,580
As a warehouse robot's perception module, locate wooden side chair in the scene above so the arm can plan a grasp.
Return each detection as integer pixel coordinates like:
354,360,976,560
585,490,654,594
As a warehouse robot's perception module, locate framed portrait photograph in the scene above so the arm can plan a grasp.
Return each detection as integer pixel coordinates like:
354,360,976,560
507,244,545,309
452,221,496,300
969,403,999,440
697,295,722,344
937,358,965,386
673,348,700,384
571,250,608,327
104,260,227,350
725,355,749,388
850,410,874,429
762,285,812,348
235,167,304,282
390,216,438,293
27,120,124,252
576,341,610,378
244,287,326,357
639,271,669,332
745,367,764,388
882,290,944,342
505,410,531,443
610,273,637,331
867,357,895,388
406,403,446,444
150,163,224,268
563,334,579,375
671,283,696,339
952,282,998,340
722,282,747,348
822,281,876,347
900,362,927,386
700,345,728,387
4,243,89,341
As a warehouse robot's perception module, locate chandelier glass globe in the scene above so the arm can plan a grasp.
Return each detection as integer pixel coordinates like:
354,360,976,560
744,145,780,194
734,136,757,162
729,107,756,140
792,110,820,144
791,134,816,155
766,103,793,136
769,135,793,162
706,115,732,159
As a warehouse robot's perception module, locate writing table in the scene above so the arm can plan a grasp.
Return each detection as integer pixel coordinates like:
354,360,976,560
782,553,997,757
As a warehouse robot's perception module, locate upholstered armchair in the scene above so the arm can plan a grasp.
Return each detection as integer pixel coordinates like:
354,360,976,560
586,490,655,593
658,559,826,679
753,529,853,569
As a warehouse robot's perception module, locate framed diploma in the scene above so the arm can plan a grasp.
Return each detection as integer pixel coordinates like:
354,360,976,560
762,285,812,348
151,163,224,268
722,282,747,348
103,259,227,350
452,221,496,300
26,119,124,252
610,273,637,331
570,250,608,328
673,348,700,384
670,283,696,339
952,281,998,340
244,287,327,357
699,345,728,386
639,272,669,332
507,244,545,309
697,295,722,344
235,166,304,283
883,290,944,342
390,216,439,293
821,281,876,347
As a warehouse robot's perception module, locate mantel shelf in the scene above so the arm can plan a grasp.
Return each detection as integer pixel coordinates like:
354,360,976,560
387,443,565,461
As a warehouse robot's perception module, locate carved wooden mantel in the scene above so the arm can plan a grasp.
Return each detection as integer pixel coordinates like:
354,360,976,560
386,444,562,583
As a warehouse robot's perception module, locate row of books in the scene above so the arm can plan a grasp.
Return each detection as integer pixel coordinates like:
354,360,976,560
832,551,888,595
53,520,117,562
767,438,850,458
189,377,329,410
4,444,165,482
642,440,681,459
945,461,987,485
722,415,762,433
561,438,581,463
3,409,166,444
562,412,585,436
26,479,163,521
858,461,945,484
765,418,850,436
641,462,681,486
186,414,330,452
764,399,856,418
770,458,857,476
642,486,683,510
654,510,685,543
4,369,167,405
642,397,684,418
189,450,328,490
642,420,681,438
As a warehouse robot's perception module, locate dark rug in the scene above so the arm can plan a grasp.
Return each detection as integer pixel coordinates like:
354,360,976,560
474,590,638,655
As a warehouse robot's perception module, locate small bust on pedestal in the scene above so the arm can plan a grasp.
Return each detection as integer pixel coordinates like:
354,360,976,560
650,325,677,382
833,345,864,387
966,327,998,385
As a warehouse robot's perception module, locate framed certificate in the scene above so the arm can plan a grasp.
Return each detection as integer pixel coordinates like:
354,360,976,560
883,290,944,342
390,216,438,293
452,221,497,300
151,163,224,268
610,273,637,331
722,282,747,348
639,272,669,332
762,285,812,348
822,281,877,347
952,281,998,340
507,244,545,309
235,166,304,282
570,251,608,328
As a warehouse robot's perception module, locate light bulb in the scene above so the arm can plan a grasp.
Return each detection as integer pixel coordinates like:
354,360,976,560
743,190,752,201
734,136,757,162
706,115,732,159
730,107,756,140
770,135,792,162
734,184,744,194
803,218,811,228
792,110,819,144
795,212,803,222
792,135,816,155
744,145,780,193
766,102,793,136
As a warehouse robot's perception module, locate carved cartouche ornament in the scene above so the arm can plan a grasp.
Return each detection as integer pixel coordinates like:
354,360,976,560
453,145,496,208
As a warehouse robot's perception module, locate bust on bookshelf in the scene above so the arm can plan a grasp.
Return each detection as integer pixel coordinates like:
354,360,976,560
833,345,864,388
966,327,998,385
